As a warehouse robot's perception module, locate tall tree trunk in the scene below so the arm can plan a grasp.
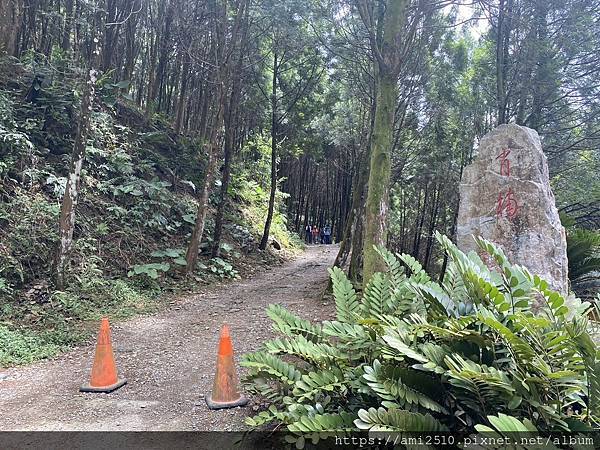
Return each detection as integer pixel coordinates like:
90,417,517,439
185,87,225,272
439,143,469,283
145,4,159,116
423,183,441,271
174,56,190,133
61,0,74,52
185,0,230,272
495,0,513,124
362,69,397,282
211,0,249,254
528,0,549,130
152,0,174,111
185,138,220,272
53,69,97,288
361,0,407,284
211,75,240,257
101,0,119,72
123,1,141,84
0,0,16,55
333,150,364,270
413,184,429,258
259,49,278,250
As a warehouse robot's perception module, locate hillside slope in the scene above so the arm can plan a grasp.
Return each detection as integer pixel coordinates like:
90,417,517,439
0,57,298,366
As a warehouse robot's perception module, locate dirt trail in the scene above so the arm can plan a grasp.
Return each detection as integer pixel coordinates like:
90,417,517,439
0,245,337,431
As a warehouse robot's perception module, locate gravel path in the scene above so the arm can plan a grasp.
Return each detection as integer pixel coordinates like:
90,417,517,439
0,245,337,431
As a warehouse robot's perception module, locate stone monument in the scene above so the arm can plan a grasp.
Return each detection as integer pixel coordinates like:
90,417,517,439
456,124,569,295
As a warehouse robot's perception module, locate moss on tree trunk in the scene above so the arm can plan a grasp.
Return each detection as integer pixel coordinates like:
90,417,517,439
361,0,408,284
363,73,396,282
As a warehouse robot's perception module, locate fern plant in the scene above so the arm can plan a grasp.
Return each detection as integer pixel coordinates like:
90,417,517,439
567,228,600,300
242,233,599,443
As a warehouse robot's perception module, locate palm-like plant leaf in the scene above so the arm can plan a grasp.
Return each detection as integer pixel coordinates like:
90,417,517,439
355,407,449,432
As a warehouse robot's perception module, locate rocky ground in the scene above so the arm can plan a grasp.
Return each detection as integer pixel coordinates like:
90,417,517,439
0,245,337,432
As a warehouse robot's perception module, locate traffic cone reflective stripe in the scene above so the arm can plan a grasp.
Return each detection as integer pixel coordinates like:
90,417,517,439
206,324,248,409
80,318,126,393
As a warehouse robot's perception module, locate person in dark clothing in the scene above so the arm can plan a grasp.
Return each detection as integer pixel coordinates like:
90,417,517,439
305,224,312,244
323,224,332,244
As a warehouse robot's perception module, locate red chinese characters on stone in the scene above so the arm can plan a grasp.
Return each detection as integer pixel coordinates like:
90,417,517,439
496,188,518,219
495,147,518,220
496,148,511,176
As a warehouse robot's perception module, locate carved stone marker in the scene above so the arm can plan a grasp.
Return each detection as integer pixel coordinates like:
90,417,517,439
456,124,569,295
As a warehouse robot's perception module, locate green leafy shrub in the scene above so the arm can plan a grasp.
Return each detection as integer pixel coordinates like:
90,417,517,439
151,248,187,267
0,277,13,294
0,324,63,366
243,233,599,442
128,262,171,280
0,189,59,287
567,228,600,301
208,257,239,279
0,90,34,171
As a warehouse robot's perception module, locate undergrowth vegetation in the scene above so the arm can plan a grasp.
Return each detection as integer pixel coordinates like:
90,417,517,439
233,133,304,251
0,57,297,366
243,233,600,443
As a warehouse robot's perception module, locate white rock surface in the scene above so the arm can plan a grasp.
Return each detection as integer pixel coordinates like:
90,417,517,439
457,124,569,295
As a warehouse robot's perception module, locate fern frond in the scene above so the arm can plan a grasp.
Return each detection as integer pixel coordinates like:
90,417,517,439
355,407,448,432
462,268,513,313
475,236,511,269
329,266,361,323
265,335,347,364
409,314,488,348
245,406,285,427
292,368,348,401
267,304,324,342
288,411,356,432
441,260,470,305
477,309,537,364
381,333,429,363
363,360,448,413
388,288,426,318
322,320,376,354
408,281,457,317
475,412,538,433
361,272,391,317
436,232,491,279
417,342,452,373
527,271,571,319
445,354,515,414
374,247,425,318
374,245,407,288
398,253,431,284
243,377,286,403
566,318,600,420
242,351,304,384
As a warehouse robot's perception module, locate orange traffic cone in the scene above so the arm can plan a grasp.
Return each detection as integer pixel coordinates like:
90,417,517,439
80,317,127,393
206,324,248,409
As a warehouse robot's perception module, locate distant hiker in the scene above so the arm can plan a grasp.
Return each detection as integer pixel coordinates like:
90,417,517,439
323,224,332,244
312,225,319,244
320,227,325,244
305,224,312,244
